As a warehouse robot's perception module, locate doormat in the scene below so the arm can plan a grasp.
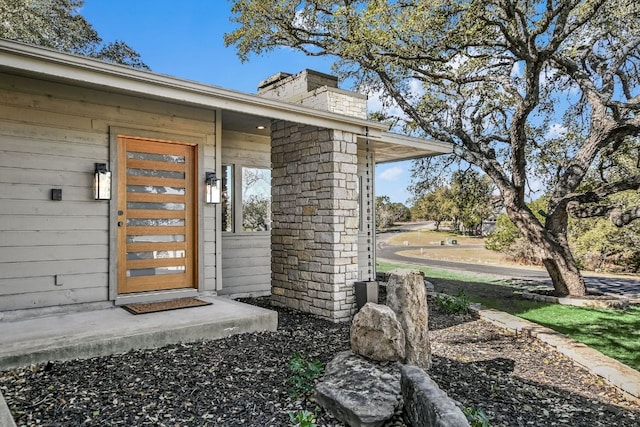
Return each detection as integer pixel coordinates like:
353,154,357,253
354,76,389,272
123,297,212,315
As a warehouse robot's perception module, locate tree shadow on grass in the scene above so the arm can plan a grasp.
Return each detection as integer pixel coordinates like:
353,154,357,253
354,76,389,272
430,277,519,299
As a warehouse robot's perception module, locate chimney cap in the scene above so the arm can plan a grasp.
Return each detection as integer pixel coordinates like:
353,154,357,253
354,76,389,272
257,72,292,90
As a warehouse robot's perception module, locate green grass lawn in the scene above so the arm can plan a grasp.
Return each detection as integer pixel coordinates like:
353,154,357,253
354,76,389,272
377,260,512,285
378,261,640,371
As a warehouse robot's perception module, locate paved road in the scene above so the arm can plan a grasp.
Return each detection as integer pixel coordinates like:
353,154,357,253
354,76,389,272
376,225,640,301
377,242,549,280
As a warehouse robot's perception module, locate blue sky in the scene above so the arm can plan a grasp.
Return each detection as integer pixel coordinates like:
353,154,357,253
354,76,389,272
82,0,415,205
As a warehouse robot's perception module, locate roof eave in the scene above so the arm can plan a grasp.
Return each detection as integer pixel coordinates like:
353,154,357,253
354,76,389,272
0,38,455,160
360,132,453,163
0,39,388,136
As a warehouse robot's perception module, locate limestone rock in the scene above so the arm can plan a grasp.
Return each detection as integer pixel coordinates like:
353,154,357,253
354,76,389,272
424,279,435,294
401,365,470,427
350,303,406,362
315,351,401,427
387,269,431,369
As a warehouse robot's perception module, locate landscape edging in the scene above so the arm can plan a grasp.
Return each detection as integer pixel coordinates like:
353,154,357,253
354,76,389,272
471,305,640,405
0,389,17,427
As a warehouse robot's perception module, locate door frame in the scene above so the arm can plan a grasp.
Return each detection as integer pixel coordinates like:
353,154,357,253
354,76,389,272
108,127,206,305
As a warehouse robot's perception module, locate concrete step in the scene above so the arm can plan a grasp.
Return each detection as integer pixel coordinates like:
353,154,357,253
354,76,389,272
0,296,277,371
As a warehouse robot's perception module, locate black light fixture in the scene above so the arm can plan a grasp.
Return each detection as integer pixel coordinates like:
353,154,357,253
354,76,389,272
205,172,221,204
93,163,112,200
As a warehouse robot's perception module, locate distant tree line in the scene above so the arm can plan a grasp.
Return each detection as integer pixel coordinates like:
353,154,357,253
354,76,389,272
375,196,411,229
376,170,496,234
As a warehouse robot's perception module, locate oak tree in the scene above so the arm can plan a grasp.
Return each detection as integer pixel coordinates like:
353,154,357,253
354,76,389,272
376,196,410,229
0,0,148,69
411,186,454,231
450,170,495,235
226,0,640,296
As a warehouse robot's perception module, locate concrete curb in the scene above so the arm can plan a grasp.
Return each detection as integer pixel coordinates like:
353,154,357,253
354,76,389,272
472,306,640,405
0,390,17,427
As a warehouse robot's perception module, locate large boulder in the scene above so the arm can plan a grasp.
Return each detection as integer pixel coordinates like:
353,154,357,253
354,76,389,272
350,303,406,362
315,351,402,427
387,269,431,369
401,365,470,427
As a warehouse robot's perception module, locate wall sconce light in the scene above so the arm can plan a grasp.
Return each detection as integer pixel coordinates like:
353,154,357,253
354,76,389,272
205,172,221,204
94,163,112,200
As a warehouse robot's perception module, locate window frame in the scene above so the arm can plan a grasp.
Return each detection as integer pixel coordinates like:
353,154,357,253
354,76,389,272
221,163,272,235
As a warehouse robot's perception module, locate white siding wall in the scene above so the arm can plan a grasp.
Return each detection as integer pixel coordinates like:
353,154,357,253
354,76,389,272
0,73,216,311
220,235,271,296
219,130,271,297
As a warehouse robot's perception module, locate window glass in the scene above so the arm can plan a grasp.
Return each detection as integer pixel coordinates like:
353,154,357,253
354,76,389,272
242,167,271,232
127,151,184,163
222,165,233,232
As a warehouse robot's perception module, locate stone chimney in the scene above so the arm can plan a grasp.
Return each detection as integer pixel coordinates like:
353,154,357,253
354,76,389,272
258,69,367,119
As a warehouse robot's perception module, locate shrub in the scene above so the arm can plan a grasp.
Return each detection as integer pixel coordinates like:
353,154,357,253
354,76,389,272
433,291,470,314
505,237,542,265
288,410,317,427
288,353,323,397
464,406,491,427
484,214,519,252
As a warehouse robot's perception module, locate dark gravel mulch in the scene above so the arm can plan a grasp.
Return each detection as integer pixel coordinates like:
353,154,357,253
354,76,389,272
1,297,639,426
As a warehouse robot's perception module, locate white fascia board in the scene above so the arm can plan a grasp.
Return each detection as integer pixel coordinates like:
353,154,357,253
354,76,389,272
0,39,388,136
378,132,452,153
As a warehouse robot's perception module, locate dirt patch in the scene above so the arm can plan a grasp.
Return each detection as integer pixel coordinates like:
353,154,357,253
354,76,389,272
399,246,511,265
388,230,481,247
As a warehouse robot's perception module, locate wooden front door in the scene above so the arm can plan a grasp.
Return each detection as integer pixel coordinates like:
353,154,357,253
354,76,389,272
117,136,197,294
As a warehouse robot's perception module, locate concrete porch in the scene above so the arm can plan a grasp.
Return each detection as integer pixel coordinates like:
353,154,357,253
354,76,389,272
0,296,277,371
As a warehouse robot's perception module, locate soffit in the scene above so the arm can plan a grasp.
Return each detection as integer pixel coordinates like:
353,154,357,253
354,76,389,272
362,133,453,163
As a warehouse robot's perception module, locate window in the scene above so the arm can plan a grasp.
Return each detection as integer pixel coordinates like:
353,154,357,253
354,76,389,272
242,167,271,231
222,165,233,232
221,164,271,233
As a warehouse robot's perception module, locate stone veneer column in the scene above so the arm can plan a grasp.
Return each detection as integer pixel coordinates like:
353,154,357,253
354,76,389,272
271,121,359,322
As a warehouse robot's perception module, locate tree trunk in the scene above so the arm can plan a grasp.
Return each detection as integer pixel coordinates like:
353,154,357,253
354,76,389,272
540,241,587,297
543,201,587,297
505,197,587,297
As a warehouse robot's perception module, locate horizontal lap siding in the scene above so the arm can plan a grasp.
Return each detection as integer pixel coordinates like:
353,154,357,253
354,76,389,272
0,73,216,311
219,130,271,296
219,235,271,296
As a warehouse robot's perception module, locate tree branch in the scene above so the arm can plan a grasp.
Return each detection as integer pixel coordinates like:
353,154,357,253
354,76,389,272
566,174,640,204
567,204,640,227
